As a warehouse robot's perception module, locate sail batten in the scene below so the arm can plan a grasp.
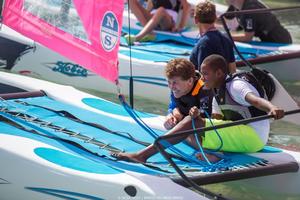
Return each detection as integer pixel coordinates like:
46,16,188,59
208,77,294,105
2,0,123,83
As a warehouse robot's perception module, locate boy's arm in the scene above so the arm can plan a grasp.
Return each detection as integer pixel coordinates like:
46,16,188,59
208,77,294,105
174,0,191,32
231,31,254,42
211,113,223,120
164,108,184,130
211,97,223,119
172,107,184,121
165,93,184,129
245,92,285,119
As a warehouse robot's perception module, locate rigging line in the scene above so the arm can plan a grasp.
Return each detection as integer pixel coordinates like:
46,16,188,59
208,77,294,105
127,0,134,108
154,139,230,200
203,110,223,152
121,97,188,162
0,111,121,153
156,109,300,142
0,96,16,108
119,94,207,165
191,118,212,165
1,108,122,152
6,98,186,163
191,111,225,167
2,95,122,150
12,99,151,147
220,12,254,69
190,108,224,166
0,112,173,173
8,99,189,162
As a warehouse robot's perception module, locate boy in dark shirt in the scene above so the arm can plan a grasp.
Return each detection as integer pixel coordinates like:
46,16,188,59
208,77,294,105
163,58,212,130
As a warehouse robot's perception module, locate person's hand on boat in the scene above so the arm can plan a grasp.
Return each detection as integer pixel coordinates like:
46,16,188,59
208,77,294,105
164,114,178,130
164,108,183,130
189,106,200,119
269,106,285,120
172,108,184,121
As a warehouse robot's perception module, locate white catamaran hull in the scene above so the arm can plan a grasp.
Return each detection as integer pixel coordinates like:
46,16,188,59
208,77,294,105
0,135,205,200
0,71,300,200
0,71,206,200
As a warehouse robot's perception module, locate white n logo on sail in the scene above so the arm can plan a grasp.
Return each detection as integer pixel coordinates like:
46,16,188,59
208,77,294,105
101,12,119,52
106,16,115,28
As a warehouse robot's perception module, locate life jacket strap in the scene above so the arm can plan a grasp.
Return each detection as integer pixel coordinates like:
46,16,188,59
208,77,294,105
192,79,204,96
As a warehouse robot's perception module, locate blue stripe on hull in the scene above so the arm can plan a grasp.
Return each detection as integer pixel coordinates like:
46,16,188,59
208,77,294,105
26,187,104,200
34,147,122,174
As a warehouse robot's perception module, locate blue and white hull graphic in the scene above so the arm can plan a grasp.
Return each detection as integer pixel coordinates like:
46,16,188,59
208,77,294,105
0,124,204,200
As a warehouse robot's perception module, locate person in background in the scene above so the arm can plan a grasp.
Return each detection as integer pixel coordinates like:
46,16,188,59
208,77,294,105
224,0,292,43
125,0,190,45
190,0,236,72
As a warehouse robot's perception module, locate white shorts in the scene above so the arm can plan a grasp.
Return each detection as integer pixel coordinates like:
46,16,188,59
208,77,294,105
151,9,178,24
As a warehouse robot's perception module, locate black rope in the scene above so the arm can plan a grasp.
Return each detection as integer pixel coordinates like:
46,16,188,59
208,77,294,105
156,109,300,141
0,109,122,152
9,99,190,163
126,0,134,108
14,100,151,146
154,140,229,200
0,112,173,173
0,114,120,154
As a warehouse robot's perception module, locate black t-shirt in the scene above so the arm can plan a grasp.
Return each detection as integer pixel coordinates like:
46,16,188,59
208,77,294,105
174,80,213,117
228,0,292,43
189,30,235,70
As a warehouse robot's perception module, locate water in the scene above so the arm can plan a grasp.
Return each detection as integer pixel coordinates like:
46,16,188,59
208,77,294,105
82,1,300,199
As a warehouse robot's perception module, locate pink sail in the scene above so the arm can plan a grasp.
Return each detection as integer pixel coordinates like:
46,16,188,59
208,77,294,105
2,0,124,83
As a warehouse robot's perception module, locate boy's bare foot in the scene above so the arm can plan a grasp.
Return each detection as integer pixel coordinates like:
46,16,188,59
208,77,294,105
110,152,146,164
195,152,222,163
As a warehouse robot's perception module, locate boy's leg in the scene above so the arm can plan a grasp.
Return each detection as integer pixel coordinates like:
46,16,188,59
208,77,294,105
128,0,152,26
135,7,174,40
202,119,264,153
112,116,206,163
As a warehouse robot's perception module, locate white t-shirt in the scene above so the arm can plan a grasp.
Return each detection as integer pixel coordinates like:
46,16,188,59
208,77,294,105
151,9,178,24
212,77,270,144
